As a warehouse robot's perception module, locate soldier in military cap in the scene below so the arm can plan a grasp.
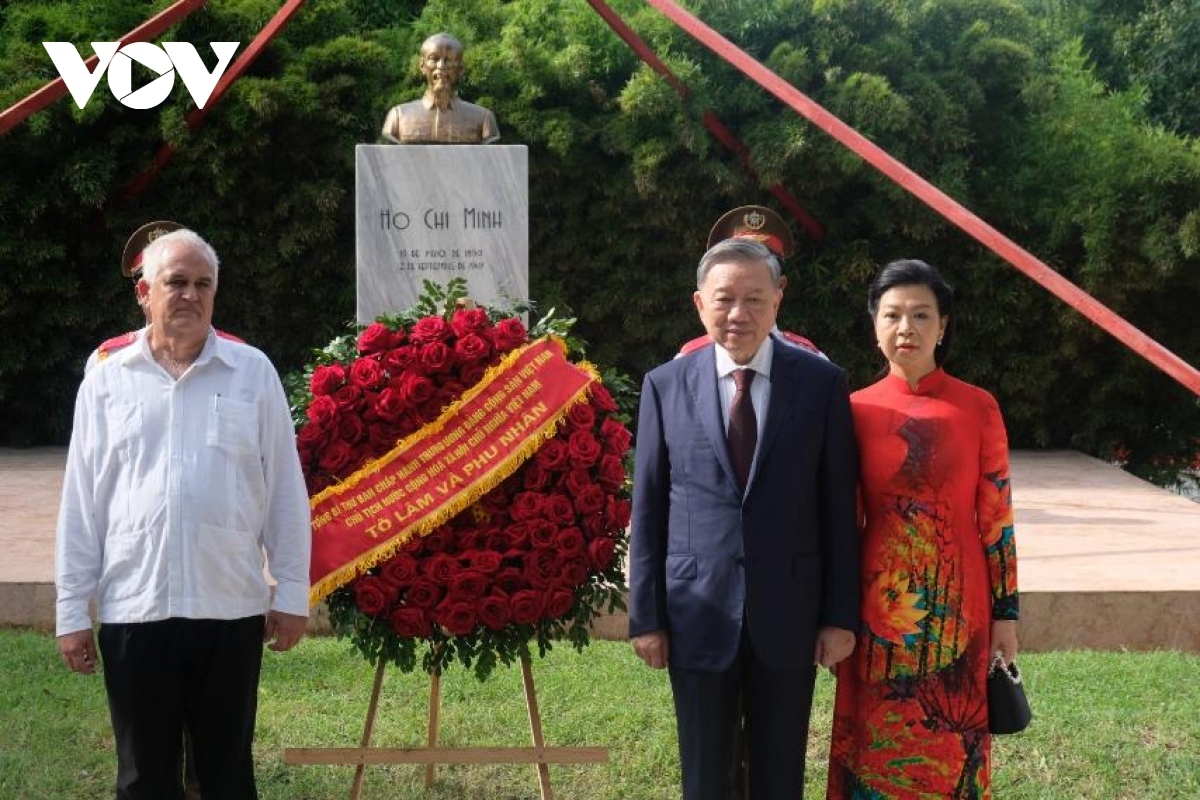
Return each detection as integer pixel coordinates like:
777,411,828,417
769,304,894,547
678,205,824,359
86,221,243,374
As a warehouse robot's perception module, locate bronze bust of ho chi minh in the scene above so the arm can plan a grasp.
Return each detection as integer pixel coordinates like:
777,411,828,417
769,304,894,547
381,32,500,145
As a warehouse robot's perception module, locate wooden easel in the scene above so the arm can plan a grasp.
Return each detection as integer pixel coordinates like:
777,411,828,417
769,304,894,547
283,655,608,799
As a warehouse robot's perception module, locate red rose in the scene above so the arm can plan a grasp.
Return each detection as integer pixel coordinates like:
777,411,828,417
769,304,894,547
318,439,355,476
310,364,346,396
544,588,575,619
588,537,617,571
374,387,409,422
307,395,338,426
297,421,331,450
388,606,431,638
524,549,560,588
480,484,514,516
380,554,419,588
555,527,586,556
423,553,458,585
337,415,367,445
574,484,606,516
478,591,512,630
567,430,602,468
454,528,487,552
449,569,489,601
605,496,632,530
404,578,442,609
494,568,525,594
582,514,608,538
600,418,633,454
562,468,594,497
331,383,363,413
467,549,503,574
589,384,618,413
451,307,490,337
358,322,398,355
529,521,558,549
597,453,627,490
429,527,458,553
411,315,452,343
567,403,596,430
435,600,477,636
397,411,424,437
509,589,544,624
522,461,553,491
368,422,404,453
458,360,488,387
534,439,569,471
561,554,588,586
438,381,466,402
491,317,527,351
383,345,418,374
354,576,391,616
511,491,547,521
350,357,386,391
503,521,533,552
420,341,453,373
544,494,575,526
454,333,492,364
396,372,435,406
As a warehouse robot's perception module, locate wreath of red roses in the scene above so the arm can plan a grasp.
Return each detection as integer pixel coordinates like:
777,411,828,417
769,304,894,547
291,285,632,678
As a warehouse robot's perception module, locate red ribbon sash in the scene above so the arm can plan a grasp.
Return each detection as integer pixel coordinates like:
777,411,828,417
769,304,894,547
308,338,596,604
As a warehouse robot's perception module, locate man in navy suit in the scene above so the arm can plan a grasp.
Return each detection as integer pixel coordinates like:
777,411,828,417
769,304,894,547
629,238,860,799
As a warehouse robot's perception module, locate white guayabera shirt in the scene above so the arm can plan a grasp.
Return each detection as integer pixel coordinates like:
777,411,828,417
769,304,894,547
55,328,311,635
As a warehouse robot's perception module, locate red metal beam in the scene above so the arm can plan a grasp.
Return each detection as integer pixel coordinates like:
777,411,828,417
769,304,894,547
0,0,208,136
122,0,308,198
643,0,1200,398
587,0,824,241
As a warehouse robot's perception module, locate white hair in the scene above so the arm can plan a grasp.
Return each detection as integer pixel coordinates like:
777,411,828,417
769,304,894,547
139,229,220,285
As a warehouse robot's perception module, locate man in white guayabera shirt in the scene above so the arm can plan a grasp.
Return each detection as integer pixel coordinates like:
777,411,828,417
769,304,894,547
54,227,311,800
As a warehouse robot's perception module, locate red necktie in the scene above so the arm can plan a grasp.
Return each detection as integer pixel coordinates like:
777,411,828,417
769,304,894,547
728,369,757,493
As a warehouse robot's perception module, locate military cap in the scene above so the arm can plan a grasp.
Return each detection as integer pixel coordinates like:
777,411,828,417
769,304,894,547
707,205,796,260
121,220,184,278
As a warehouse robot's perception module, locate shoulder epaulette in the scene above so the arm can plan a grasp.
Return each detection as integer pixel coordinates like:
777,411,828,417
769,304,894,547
677,335,712,357
777,331,823,356
94,331,139,363
215,329,244,343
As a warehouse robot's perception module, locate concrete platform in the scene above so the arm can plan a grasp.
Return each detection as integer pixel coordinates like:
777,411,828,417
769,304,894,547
3,448,1198,652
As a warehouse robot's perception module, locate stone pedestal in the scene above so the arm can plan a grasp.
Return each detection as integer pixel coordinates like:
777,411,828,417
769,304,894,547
355,145,528,322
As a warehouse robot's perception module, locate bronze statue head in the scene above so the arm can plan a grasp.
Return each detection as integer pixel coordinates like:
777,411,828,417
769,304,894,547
419,33,464,99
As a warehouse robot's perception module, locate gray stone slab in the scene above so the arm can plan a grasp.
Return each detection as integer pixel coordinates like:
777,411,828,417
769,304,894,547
356,144,528,322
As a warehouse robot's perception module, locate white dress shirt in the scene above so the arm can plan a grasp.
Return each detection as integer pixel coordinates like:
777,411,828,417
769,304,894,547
714,336,773,447
55,328,311,635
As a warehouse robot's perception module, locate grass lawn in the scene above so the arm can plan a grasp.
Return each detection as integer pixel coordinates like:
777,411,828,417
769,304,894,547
1,629,1197,799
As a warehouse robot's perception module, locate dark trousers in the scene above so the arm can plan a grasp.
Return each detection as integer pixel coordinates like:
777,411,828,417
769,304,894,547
98,616,264,800
669,631,817,800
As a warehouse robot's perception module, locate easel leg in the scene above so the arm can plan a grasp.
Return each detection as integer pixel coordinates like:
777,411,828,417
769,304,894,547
520,656,553,800
349,660,387,800
425,669,442,788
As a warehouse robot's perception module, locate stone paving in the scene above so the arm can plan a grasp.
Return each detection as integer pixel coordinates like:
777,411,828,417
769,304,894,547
3,448,1197,651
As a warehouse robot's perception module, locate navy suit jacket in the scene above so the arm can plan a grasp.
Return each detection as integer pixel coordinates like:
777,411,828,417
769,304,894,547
628,342,860,671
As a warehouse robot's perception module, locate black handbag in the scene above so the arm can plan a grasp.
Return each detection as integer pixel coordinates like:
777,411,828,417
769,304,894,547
987,655,1032,734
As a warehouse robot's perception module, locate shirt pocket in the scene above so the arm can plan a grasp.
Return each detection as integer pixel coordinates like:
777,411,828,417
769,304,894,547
194,523,265,599
206,395,258,454
100,527,154,603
